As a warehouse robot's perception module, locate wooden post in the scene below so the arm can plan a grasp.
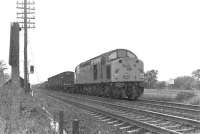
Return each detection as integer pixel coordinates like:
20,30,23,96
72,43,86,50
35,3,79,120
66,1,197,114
59,111,64,134
72,119,79,134
16,0,36,93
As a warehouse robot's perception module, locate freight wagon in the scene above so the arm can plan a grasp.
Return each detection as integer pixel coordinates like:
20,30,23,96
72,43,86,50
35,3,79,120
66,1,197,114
47,71,74,90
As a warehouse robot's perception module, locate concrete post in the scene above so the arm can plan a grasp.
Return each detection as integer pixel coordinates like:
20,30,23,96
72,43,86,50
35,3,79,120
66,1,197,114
8,22,22,134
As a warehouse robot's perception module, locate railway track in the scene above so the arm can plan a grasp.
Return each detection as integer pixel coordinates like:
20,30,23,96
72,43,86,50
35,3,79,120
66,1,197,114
54,91,200,120
46,91,200,134
139,99,200,111
132,99,200,120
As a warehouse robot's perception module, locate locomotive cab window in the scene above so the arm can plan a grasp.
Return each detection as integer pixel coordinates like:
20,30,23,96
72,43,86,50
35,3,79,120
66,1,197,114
117,50,127,58
127,52,136,58
108,52,117,61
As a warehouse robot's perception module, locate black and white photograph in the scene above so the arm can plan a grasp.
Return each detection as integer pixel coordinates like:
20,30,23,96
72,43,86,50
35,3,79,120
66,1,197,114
0,0,200,134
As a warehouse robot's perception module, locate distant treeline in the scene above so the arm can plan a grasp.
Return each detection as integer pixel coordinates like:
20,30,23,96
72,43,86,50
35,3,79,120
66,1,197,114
145,69,200,90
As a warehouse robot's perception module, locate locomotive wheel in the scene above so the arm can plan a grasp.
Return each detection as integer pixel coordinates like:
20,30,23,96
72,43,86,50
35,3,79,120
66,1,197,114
136,87,144,98
126,86,138,100
127,93,133,100
97,85,103,97
104,85,111,97
88,86,92,95
93,85,99,96
113,87,122,99
110,86,122,99
117,88,122,99
111,88,117,99
127,94,138,100
99,84,105,97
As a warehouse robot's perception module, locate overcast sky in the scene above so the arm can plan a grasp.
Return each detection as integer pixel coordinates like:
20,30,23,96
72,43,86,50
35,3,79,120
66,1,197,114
0,0,200,83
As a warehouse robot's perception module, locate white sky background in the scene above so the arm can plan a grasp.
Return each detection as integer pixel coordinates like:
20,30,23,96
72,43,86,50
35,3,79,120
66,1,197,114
0,0,200,83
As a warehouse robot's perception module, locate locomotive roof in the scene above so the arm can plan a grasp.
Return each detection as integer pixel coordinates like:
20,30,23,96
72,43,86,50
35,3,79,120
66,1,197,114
48,71,74,79
77,49,137,68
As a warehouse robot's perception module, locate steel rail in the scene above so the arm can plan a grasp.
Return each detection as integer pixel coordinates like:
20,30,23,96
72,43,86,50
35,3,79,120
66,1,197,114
140,99,200,111
48,94,181,134
131,101,200,117
57,93,200,128
54,91,200,115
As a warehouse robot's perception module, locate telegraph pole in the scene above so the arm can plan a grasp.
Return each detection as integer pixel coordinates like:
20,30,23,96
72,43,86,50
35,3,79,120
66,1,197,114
17,0,35,93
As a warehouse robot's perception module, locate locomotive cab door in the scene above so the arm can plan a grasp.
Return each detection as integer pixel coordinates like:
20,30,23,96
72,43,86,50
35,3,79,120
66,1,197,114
93,64,97,81
100,56,106,81
106,65,111,80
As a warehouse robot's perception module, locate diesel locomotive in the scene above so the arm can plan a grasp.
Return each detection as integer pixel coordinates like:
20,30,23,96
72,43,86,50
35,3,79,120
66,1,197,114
47,49,144,100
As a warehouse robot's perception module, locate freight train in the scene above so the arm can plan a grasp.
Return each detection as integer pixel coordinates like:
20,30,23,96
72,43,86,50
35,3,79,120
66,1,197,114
47,49,144,100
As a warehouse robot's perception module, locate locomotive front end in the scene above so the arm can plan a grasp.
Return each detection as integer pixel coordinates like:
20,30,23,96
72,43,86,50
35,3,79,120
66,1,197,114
109,49,144,99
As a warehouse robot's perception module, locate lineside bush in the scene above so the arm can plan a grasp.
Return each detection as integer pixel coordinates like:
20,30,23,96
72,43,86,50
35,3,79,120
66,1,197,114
175,91,196,102
0,85,53,134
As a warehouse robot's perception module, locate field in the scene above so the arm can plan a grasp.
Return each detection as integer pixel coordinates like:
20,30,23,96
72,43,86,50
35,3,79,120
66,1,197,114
141,88,200,105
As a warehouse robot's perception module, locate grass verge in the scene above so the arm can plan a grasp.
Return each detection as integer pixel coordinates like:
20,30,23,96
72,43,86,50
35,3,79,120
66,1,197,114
142,88,200,105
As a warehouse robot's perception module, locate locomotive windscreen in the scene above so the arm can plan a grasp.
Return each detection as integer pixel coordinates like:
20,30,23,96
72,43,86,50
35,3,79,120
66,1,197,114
117,49,127,58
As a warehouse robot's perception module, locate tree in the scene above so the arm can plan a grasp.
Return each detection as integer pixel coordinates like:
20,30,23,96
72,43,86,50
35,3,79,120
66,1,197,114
192,69,200,81
145,70,158,89
156,81,166,89
0,60,7,69
0,60,8,85
174,76,195,90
